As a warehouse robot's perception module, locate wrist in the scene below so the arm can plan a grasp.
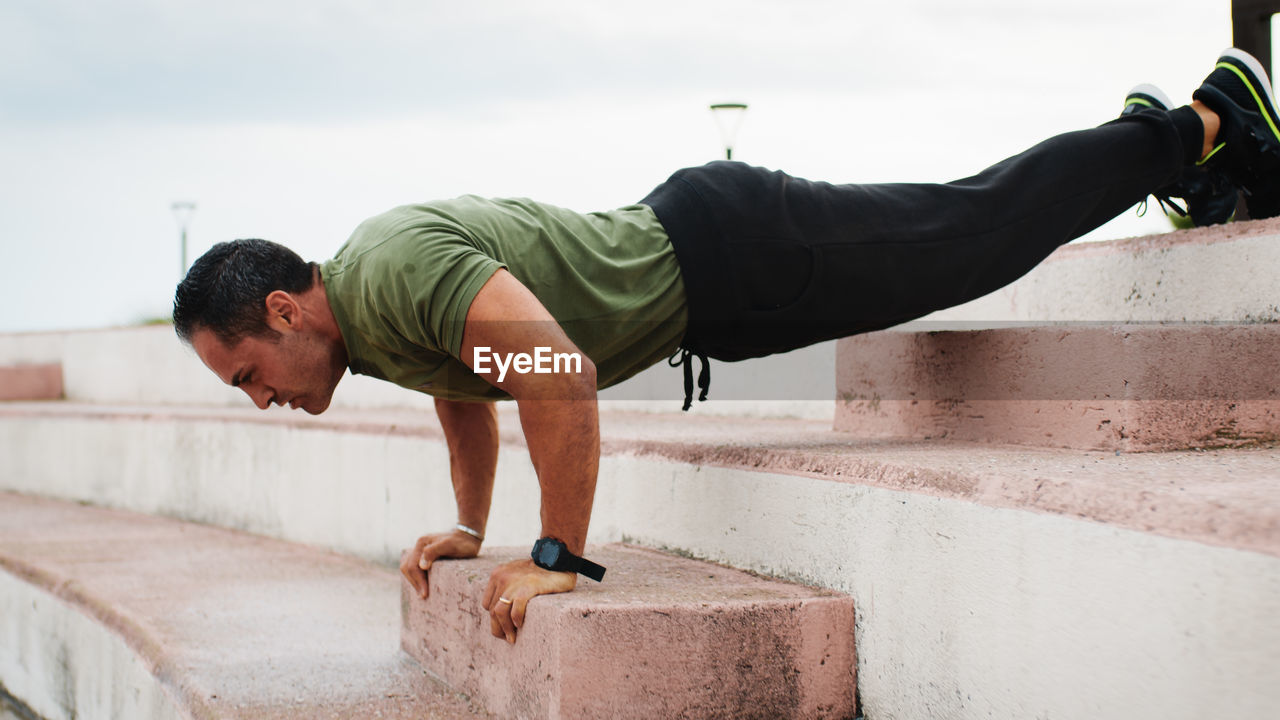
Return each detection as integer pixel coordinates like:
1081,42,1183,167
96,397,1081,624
531,537,606,582
454,523,484,542
540,528,586,555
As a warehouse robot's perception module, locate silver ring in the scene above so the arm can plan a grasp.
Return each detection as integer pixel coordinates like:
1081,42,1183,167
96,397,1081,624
498,597,513,605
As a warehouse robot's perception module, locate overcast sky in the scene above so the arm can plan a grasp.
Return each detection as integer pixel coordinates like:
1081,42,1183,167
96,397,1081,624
0,0,1239,332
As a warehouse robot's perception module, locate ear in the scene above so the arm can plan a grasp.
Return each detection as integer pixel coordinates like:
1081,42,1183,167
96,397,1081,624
263,290,303,333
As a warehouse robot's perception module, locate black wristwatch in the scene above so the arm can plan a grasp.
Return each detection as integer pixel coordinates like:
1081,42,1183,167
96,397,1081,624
531,537,606,582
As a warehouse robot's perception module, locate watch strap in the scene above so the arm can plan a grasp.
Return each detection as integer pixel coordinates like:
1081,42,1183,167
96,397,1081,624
532,537,607,582
572,555,607,582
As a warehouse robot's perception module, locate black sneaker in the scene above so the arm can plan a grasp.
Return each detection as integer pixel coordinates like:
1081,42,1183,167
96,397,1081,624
1122,83,1175,117
1122,83,1238,226
1192,48,1280,219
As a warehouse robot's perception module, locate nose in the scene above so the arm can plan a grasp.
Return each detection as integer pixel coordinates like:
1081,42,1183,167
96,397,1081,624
243,384,273,410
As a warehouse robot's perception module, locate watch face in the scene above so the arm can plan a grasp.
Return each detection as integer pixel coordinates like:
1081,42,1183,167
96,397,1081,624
533,539,563,568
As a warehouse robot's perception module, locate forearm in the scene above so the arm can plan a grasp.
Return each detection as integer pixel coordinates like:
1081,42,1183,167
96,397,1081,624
453,269,604,642
434,398,499,535
515,387,600,555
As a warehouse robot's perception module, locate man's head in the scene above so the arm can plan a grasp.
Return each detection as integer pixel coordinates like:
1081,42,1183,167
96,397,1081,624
174,239,348,414
173,238,316,345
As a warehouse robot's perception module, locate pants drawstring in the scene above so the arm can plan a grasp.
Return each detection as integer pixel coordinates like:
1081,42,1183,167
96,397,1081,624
668,348,711,411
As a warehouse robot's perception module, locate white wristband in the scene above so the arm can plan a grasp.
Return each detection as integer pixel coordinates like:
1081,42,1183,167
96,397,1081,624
454,523,484,541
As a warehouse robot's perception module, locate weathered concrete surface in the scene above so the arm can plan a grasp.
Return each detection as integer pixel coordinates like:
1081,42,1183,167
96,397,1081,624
1,569,189,720
2,405,1278,720
928,217,1280,324
0,492,491,720
401,545,856,720
3,402,1275,559
0,363,62,401
836,323,1280,451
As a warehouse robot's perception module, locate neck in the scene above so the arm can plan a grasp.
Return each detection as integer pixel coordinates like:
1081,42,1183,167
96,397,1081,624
302,266,350,367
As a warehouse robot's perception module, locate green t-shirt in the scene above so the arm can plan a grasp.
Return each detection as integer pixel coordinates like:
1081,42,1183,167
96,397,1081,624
320,196,687,401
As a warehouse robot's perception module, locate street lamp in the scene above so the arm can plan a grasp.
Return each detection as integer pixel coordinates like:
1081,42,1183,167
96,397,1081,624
171,201,197,277
709,103,748,160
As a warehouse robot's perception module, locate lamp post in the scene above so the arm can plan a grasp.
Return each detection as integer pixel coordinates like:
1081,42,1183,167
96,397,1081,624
171,201,196,278
1229,0,1280,221
1231,0,1280,80
709,103,748,160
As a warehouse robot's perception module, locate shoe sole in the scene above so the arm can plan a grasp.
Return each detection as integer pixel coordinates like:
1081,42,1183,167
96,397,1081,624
1124,83,1173,112
1215,48,1280,144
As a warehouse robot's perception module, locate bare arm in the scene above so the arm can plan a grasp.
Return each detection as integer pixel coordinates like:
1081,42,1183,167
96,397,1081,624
398,398,498,599
459,269,600,643
436,398,499,539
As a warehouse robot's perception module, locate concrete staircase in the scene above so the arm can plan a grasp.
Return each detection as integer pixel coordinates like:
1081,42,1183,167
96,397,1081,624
0,493,491,720
0,363,60,402
837,323,1280,450
2,219,1280,719
838,217,1280,452
402,546,855,719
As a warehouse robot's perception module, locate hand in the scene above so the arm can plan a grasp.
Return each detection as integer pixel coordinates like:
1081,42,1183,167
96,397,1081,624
400,529,482,599
481,558,577,644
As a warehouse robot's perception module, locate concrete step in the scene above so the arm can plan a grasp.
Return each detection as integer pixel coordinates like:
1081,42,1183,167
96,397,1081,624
0,363,61,401
852,219,1280,451
3,402,1279,719
0,492,492,720
927,217,1280,324
401,545,856,720
836,323,1280,451
4,401,1277,557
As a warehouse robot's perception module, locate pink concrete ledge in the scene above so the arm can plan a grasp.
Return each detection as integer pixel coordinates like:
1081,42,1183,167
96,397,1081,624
0,492,492,720
1044,215,1280,260
3,401,1279,559
0,363,62,401
836,323,1280,452
402,545,856,720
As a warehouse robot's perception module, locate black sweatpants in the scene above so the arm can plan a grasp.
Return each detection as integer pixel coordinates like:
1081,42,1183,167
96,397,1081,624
640,110,1190,365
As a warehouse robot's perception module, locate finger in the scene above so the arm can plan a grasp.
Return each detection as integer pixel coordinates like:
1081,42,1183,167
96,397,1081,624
490,613,505,640
491,584,518,643
493,595,517,643
418,546,434,571
511,590,529,630
419,536,446,571
399,556,428,599
408,535,430,570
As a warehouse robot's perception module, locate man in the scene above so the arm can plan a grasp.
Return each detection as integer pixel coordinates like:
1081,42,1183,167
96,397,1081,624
174,49,1279,644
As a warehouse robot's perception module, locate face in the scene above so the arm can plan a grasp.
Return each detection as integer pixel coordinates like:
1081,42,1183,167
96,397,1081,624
192,326,346,415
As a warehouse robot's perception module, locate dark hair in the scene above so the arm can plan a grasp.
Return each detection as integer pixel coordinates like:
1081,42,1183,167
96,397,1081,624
173,238,317,345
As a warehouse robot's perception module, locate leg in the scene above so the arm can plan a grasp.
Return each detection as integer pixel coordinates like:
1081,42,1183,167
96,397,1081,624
644,109,1194,361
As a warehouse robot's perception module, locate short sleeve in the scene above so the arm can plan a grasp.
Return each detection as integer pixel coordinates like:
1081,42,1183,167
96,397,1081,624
355,225,506,359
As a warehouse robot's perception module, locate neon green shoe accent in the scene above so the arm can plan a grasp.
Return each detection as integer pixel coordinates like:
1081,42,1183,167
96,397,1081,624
1126,97,1157,110
1196,142,1227,166
1216,61,1280,142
